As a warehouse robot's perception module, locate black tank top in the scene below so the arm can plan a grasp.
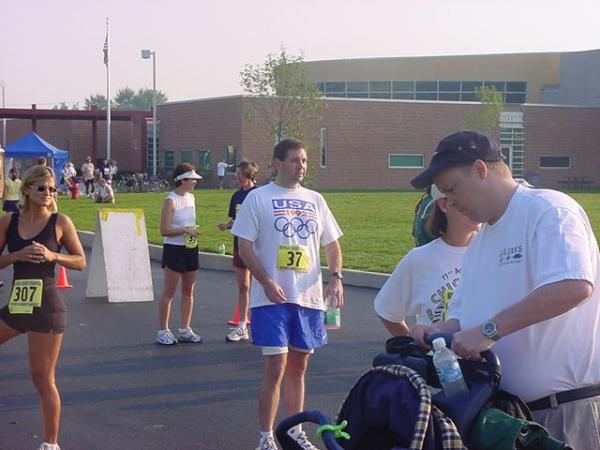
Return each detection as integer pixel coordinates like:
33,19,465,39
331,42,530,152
7,213,62,280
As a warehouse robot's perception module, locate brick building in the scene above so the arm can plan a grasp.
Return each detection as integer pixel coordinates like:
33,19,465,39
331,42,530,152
2,49,600,189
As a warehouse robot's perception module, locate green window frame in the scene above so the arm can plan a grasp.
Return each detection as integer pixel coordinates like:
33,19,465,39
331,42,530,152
539,156,570,169
388,154,424,168
198,149,211,171
225,145,237,173
163,151,175,174
180,151,193,164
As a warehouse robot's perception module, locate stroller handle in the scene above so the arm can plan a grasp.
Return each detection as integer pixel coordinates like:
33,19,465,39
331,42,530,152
427,331,500,367
275,410,346,450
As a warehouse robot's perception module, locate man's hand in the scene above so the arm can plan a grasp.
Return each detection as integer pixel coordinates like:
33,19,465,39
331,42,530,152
325,277,344,307
409,324,441,349
451,326,494,360
264,279,287,304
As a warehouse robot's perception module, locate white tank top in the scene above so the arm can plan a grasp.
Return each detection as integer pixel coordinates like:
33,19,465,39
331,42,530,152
163,192,196,246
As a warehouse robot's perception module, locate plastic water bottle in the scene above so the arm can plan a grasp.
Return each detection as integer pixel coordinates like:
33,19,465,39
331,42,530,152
324,290,341,330
432,337,468,398
217,243,226,255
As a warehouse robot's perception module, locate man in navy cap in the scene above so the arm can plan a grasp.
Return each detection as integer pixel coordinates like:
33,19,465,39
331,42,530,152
410,131,600,447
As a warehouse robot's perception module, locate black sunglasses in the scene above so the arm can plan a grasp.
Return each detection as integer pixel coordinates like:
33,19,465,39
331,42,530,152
31,185,58,193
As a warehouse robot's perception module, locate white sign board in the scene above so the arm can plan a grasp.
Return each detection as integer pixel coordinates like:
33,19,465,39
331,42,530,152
86,209,154,303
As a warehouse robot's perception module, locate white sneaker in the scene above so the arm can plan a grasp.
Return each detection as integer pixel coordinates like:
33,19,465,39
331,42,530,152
177,327,203,343
255,435,278,450
38,443,61,450
225,325,249,342
287,428,320,450
156,329,177,345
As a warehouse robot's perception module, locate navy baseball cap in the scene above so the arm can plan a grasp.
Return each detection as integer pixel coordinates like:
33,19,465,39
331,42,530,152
411,131,503,189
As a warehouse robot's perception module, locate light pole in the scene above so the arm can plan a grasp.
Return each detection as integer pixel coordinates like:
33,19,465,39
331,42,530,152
141,49,157,177
1,81,6,149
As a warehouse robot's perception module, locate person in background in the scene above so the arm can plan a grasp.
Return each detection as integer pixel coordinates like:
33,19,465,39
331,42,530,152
217,159,233,189
93,177,115,204
217,160,259,342
157,163,203,345
0,165,86,450
3,168,22,213
80,157,95,198
108,160,118,183
374,185,480,336
100,160,110,182
232,139,344,450
36,157,48,167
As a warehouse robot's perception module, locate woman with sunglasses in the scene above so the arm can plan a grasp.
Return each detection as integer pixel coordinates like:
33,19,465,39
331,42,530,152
156,163,204,345
0,165,86,450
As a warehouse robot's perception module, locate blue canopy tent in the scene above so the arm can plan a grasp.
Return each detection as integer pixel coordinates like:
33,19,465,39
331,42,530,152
4,131,69,176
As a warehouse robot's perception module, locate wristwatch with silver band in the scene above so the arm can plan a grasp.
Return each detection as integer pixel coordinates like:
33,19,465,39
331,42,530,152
330,271,344,280
481,320,500,341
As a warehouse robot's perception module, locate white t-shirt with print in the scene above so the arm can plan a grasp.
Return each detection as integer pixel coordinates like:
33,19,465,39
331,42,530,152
374,238,468,326
231,182,343,311
448,185,600,401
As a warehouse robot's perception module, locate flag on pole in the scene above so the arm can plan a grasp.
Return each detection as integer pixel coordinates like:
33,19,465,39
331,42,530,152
103,32,109,65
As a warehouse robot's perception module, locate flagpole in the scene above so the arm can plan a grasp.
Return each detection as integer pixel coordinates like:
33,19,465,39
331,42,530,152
105,17,111,162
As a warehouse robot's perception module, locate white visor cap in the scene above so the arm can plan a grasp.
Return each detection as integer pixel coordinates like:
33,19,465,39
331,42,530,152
430,184,446,201
174,170,203,181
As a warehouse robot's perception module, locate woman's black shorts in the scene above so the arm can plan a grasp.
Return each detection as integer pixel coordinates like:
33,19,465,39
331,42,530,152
0,281,66,334
161,243,199,273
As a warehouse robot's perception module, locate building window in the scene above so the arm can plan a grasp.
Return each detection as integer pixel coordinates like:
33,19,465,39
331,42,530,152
225,145,237,173
163,151,174,174
180,151,193,164
320,128,328,168
389,154,424,168
198,149,211,171
540,156,570,169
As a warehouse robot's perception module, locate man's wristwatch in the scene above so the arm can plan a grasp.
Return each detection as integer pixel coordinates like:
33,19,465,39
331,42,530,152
330,271,344,281
481,320,500,341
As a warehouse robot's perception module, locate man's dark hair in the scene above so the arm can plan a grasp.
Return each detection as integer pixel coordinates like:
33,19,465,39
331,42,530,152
273,138,305,161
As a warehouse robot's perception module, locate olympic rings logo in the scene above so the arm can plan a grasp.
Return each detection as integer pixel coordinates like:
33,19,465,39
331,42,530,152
274,216,318,239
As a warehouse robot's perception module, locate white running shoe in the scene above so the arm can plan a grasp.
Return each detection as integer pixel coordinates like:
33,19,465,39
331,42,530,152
255,436,278,450
225,325,249,342
287,428,320,450
177,327,203,343
38,443,61,450
156,329,178,345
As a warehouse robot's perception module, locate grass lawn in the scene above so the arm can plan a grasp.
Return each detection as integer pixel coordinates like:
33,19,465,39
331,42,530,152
56,188,600,274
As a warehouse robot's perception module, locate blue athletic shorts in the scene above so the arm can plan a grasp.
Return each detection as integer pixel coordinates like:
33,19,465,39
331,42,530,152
250,303,327,351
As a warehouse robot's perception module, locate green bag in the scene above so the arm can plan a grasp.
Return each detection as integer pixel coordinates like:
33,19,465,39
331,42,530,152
412,192,436,247
468,408,572,450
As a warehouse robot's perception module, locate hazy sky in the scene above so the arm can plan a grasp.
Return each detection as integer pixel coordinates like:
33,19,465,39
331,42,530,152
2,0,599,109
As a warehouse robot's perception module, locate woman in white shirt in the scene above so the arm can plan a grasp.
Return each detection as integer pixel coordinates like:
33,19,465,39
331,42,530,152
156,163,203,345
374,185,480,336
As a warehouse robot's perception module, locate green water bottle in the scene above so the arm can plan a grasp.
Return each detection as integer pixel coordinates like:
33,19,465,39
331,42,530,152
217,242,226,255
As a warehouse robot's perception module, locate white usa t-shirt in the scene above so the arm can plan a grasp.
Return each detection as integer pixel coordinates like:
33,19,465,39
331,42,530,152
374,238,468,326
231,182,343,310
448,185,600,401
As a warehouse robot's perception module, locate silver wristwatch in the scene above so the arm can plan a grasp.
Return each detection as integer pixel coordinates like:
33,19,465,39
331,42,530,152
330,271,344,281
481,320,500,341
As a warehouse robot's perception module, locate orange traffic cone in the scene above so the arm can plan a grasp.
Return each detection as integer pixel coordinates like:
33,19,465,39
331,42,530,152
227,303,250,326
57,266,73,289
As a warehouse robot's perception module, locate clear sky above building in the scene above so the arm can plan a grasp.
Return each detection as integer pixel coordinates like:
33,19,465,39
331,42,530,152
1,0,599,109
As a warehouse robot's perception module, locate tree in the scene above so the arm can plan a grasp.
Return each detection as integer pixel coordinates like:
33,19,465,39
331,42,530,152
83,88,168,111
113,87,137,110
131,87,168,111
462,86,504,135
52,102,81,110
240,47,323,142
85,94,110,110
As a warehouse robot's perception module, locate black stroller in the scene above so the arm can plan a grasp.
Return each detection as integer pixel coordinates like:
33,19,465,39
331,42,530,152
276,333,571,450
